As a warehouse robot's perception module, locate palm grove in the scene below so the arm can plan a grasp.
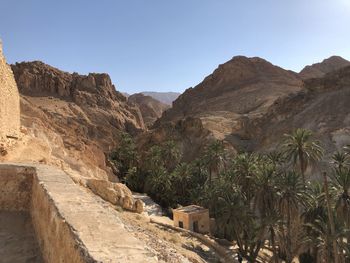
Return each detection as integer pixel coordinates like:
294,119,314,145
111,129,350,263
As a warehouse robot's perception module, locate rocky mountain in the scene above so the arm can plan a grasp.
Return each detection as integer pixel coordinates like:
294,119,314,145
141,56,302,159
128,93,169,128
141,91,180,105
10,61,145,181
299,56,350,80
157,56,302,138
144,55,350,160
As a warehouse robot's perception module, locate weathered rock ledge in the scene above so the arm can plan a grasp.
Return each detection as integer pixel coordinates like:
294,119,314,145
0,163,157,262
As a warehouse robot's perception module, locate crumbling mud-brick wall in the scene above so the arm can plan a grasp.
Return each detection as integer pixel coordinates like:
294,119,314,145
0,40,20,141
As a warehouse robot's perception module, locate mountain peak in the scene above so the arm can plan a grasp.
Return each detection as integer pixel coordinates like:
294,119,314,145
299,55,350,79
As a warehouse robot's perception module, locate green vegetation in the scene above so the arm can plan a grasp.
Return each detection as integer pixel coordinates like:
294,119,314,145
112,129,350,262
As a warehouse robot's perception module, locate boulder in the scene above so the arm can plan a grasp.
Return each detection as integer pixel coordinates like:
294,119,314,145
86,179,143,213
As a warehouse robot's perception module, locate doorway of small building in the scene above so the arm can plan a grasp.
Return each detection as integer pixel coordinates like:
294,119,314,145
179,221,183,228
193,221,199,232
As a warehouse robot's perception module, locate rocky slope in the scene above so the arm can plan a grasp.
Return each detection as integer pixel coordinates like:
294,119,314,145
9,61,145,181
247,65,350,154
299,56,350,80
128,93,169,127
141,91,180,105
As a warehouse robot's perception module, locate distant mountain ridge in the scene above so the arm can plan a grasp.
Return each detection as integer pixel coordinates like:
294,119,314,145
128,93,169,128
140,91,180,105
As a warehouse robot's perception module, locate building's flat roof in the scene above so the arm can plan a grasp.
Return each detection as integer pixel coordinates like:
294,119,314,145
174,205,208,214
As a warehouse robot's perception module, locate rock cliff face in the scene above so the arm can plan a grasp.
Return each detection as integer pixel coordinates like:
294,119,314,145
128,93,169,128
7,61,145,181
12,61,145,144
0,42,20,142
299,56,350,80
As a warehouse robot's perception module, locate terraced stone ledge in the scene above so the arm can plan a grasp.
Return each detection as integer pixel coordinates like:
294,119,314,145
0,163,157,263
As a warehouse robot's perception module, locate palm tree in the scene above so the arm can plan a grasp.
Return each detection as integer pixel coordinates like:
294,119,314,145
275,171,305,263
146,145,163,171
110,132,138,178
161,140,181,171
172,162,193,204
213,179,266,262
203,140,226,184
302,181,327,262
323,172,341,263
253,162,280,263
304,216,346,263
147,165,175,207
331,151,349,171
266,150,286,170
229,153,259,203
331,167,350,252
282,128,324,185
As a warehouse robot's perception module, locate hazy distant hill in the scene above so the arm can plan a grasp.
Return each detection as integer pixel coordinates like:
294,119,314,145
140,91,180,105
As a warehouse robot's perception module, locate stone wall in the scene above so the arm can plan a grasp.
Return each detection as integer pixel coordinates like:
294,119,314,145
0,163,157,262
0,40,20,141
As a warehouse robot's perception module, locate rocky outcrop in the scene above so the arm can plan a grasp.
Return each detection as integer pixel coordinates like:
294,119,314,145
0,41,20,142
128,93,169,127
299,56,350,80
140,92,180,105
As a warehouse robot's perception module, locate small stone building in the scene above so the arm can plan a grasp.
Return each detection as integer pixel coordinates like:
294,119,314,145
173,205,210,234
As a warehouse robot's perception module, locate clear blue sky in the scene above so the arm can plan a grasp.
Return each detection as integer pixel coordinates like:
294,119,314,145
1,0,350,94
